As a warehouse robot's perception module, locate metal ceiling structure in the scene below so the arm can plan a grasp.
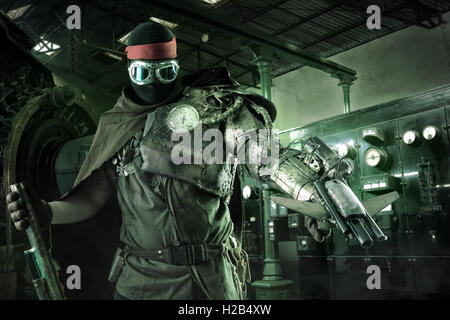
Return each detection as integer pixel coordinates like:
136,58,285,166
1,0,449,93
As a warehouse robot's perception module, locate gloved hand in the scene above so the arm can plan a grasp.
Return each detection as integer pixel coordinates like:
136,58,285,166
305,216,332,243
6,186,52,231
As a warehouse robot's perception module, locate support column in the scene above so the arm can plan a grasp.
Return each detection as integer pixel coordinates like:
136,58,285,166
251,56,292,300
254,57,272,100
338,78,353,114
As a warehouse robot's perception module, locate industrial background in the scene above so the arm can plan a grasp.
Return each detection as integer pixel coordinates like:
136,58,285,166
0,0,449,299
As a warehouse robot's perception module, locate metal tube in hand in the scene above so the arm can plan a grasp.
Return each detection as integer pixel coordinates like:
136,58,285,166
10,183,66,300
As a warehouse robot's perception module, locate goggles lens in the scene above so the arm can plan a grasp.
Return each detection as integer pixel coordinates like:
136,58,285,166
157,64,178,83
129,60,179,85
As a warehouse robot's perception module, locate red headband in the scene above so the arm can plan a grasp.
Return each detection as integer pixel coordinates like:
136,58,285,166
125,37,177,60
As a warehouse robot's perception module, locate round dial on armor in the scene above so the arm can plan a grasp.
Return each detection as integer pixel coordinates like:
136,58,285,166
364,147,388,168
167,105,200,133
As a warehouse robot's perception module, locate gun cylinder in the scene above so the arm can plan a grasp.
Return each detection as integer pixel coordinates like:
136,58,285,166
348,219,374,249
365,213,388,241
313,181,350,236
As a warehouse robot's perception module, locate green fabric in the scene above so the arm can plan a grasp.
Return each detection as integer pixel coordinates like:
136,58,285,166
114,153,244,299
72,84,183,188
56,75,271,299
111,96,273,300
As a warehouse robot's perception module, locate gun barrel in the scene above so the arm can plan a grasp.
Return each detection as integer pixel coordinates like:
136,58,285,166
365,213,388,241
348,218,374,249
313,181,350,236
10,183,66,300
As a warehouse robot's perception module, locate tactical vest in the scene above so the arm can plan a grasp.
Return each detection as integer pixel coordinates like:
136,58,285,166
111,86,273,200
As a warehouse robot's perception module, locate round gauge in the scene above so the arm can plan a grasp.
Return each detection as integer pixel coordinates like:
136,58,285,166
362,127,384,144
337,144,348,157
364,147,388,168
422,126,439,141
402,130,419,145
242,185,252,200
337,143,356,159
167,105,200,133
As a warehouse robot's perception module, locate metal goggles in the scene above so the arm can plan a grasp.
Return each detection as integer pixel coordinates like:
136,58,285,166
128,59,179,85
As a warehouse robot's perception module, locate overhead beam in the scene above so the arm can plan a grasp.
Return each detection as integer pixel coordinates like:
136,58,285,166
177,38,254,73
340,1,441,30
137,0,357,82
240,0,289,24
88,59,125,83
302,1,413,49
272,1,343,36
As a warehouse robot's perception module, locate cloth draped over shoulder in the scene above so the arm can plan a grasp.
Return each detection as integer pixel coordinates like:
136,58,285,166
69,67,276,191
60,67,276,209
71,84,183,188
54,68,276,299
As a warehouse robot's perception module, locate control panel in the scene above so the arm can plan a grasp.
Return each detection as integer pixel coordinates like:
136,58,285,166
240,84,450,299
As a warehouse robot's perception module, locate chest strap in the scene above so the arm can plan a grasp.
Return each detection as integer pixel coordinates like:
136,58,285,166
121,243,224,266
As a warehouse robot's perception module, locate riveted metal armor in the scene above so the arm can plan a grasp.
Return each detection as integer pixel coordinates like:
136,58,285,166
110,85,275,201
138,86,245,199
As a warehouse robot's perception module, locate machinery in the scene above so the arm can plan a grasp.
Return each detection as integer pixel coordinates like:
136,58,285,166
0,11,97,299
241,84,450,299
1,1,450,300
271,136,399,249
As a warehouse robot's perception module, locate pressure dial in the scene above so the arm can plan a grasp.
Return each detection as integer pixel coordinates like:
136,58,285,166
422,126,439,141
337,143,356,159
167,105,200,133
402,130,419,145
242,185,252,200
242,185,259,200
362,127,384,144
364,147,388,168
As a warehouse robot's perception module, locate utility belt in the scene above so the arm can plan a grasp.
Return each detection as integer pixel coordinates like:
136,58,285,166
108,242,224,282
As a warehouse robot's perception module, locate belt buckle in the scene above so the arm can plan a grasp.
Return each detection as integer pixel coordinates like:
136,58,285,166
170,245,190,266
170,244,206,265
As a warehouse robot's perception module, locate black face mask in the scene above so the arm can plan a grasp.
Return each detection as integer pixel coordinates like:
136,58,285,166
126,22,178,105
130,78,176,105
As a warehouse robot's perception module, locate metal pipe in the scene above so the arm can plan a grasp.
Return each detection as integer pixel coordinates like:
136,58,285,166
256,59,281,280
313,181,350,236
255,58,272,101
251,57,292,299
261,187,283,281
339,81,352,114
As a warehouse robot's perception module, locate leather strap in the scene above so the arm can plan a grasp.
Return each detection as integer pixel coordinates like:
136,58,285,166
122,243,224,266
